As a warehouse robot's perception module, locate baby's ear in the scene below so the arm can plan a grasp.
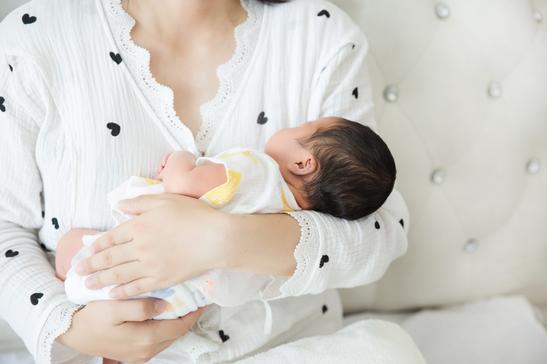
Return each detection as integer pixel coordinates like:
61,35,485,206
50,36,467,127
288,152,317,176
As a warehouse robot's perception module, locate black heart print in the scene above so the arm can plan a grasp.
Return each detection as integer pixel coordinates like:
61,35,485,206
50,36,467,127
319,254,329,268
22,13,37,24
110,52,123,65
8,64,13,72
0,97,5,112
5,249,19,258
352,87,359,99
30,292,43,305
219,330,230,342
107,122,121,137
257,111,268,125
317,9,331,18
374,221,380,229
399,219,404,228
322,304,328,314
52,217,60,230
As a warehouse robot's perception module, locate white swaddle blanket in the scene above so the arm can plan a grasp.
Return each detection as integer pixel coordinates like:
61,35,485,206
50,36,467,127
64,148,301,320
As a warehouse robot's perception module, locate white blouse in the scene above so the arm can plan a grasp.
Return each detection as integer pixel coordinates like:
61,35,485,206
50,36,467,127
0,0,409,363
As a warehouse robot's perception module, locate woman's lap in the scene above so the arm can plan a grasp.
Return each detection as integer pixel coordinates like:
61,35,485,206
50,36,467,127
236,320,426,364
148,319,425,364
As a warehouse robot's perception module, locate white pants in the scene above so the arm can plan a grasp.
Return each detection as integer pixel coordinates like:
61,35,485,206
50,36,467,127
150,320,426,364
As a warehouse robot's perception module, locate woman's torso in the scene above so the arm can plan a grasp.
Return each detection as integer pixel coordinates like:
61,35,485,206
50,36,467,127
3,0,355,361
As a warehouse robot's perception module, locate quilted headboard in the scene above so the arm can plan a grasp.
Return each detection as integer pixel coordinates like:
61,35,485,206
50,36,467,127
331,0,547,313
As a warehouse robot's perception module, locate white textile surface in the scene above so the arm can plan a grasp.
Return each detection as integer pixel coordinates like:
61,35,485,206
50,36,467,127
237,320,425,364
345,296,547,364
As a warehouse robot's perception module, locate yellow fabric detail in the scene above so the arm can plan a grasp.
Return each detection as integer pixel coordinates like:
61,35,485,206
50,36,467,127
202,169,241,207
166,296,186,312
143,178,161,185
280,189,295,212
218,150,259,164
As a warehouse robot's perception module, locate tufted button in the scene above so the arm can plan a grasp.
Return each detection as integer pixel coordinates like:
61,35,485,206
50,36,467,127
383,85,399,103
526,158,541,175
534,9,543,23
435,2,451,20
463,239,479,254
430,168,446,185
487,81,502,99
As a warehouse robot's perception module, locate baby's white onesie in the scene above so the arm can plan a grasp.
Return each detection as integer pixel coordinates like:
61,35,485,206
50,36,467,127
64,147,301,320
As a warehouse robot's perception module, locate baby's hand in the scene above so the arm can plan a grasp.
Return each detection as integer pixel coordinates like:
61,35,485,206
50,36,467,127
156,152,173,179
157,151,197,181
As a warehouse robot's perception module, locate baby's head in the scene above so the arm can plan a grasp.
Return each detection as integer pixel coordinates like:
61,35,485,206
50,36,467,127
265,117,396,220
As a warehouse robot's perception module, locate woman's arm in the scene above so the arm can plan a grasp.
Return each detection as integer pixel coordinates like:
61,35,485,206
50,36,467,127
0,30,199,363
0,44,83,363
224,213,300,276
77,188,407,301
225,190,409,298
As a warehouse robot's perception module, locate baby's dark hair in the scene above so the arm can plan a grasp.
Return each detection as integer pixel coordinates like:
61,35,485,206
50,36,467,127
303,118,396,220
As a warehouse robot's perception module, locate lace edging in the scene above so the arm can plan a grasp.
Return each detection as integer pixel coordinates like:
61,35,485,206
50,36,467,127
104,0,181,132
196,0,264,151
37,301,83,364
103,0,263,153
280,211,317,296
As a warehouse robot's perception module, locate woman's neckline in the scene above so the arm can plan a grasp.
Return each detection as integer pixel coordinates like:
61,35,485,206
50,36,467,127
98,0,265,153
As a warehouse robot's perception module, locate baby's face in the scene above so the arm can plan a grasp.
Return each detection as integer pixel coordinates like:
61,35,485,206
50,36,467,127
265,117,340,164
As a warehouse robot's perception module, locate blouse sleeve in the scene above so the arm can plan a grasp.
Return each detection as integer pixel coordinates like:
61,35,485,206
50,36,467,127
0,50,84,363
278,28,410,297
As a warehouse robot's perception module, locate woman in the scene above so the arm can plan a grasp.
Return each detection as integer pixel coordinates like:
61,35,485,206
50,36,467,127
0,0,410,362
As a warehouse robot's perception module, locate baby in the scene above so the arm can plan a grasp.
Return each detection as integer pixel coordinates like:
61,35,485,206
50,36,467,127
56,116,397,322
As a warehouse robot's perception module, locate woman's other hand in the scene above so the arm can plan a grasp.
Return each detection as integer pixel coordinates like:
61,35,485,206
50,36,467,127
58,299,203,363
76,194,230,299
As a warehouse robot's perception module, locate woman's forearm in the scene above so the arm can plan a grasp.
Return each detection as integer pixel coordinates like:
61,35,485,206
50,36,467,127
224,213,301,276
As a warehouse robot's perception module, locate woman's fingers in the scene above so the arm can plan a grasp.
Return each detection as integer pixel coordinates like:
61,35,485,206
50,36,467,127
117,194,172,215
131,308,205,342
85,260,143,289
110,277,159,299
109,298,168,323
91,224,133,254
123,311,204,363
78,241,134,275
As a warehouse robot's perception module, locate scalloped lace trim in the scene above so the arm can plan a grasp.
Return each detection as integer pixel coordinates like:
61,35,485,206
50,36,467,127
102,0,263,153
280,211,317,296
37,301,82,364
197,0,263,152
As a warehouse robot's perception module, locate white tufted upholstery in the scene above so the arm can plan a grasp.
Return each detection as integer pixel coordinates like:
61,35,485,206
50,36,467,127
330,0,547,314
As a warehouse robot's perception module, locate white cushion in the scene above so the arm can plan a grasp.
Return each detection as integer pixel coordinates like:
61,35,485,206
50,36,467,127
330,0,547,312
343,296,547,364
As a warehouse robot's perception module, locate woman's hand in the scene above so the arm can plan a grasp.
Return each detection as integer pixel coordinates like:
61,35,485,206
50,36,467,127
76,194,230,299
58,298,203,363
